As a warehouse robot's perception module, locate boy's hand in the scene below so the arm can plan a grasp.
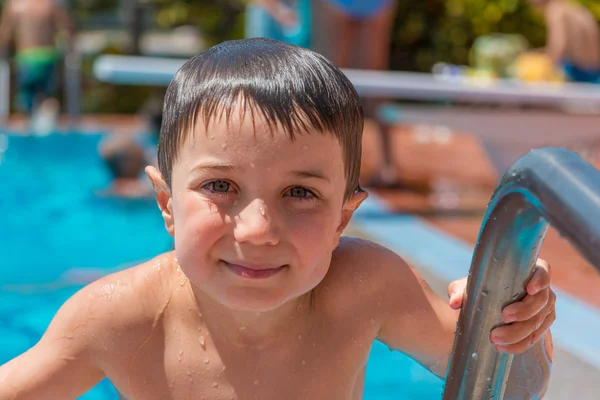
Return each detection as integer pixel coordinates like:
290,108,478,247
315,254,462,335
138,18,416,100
448,258,556,354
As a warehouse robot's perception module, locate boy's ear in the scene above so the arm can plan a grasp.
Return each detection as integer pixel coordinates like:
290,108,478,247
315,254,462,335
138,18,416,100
146,166,175,236
336,188,369,236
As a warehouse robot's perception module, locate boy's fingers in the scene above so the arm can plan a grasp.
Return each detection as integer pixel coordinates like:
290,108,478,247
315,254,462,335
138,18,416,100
527,259,551,295
492,298,554,345
502,289,552,323
495,310,556,354
449,293,462,310
447,277,467,298
447,277,467,309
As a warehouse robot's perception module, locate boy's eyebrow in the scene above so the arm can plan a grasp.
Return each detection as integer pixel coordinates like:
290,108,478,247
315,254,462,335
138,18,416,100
291,169,331,183
191,161,237,172
190,162,330,182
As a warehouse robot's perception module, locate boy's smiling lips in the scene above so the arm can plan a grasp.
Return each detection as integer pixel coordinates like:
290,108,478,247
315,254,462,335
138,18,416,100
221,260,287,279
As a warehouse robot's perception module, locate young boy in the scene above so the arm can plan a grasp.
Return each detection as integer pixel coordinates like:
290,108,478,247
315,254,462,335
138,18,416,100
529,0,600,83
0,38,555,399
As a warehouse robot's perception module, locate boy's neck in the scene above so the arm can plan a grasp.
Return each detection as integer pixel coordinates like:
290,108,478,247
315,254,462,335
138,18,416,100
186,282,314,349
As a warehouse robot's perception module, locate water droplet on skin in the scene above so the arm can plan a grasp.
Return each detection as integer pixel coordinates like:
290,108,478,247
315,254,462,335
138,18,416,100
259,207,265,216
512,293,519,300
477,307,483,312
199,336,206,348
482,290,489,296
179,279,186,287
221,144,227,150
180,350,183,355
239,326,247,332
297,334,302,341
302,145,308,150
301,360,306,365
209,203,218,213
472,353,479,360
222,366,226,372
487,377,491,381
250,162,255,168
233,200,239,207
204,358,210,364
297,304,303,312
108,295,112,301
254,380,259,386
213,382,219,388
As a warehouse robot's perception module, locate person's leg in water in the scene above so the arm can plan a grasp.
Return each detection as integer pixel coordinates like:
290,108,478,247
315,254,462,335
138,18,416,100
313,0,399,186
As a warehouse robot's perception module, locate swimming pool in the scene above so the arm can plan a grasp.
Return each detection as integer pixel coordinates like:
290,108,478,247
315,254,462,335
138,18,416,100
0,133,443,399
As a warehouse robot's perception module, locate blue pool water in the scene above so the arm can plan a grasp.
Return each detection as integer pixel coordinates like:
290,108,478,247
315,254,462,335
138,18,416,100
0,133,443,399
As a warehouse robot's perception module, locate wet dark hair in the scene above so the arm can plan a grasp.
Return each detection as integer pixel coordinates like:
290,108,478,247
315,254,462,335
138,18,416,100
158,38,364,200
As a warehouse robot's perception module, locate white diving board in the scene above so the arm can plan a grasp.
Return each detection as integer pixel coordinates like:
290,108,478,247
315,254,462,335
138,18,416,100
93,55,600,108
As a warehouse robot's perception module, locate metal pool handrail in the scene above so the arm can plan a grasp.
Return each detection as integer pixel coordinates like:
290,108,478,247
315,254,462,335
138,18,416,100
443,147,600,399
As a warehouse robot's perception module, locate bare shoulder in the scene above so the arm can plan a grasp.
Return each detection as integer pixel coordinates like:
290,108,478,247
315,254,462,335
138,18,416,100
327,236,416,285
317,237,424,316
48,252,176,352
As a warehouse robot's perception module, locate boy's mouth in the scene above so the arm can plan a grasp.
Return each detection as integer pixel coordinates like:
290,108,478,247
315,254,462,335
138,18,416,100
221,260,287,279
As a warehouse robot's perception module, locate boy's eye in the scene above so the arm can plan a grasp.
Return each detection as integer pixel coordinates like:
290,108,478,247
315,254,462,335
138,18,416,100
287,186,315,198
204,180,231,193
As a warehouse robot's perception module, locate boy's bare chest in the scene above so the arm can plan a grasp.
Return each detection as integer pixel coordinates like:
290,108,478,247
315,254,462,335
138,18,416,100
107,317,376,400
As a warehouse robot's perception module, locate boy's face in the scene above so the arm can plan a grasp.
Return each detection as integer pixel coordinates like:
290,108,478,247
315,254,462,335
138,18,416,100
147,110,365,311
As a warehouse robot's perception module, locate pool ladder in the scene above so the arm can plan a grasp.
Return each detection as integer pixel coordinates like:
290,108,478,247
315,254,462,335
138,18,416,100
443,147,600,399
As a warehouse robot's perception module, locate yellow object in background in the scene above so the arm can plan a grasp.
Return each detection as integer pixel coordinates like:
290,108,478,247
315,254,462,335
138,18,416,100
511,53,565,83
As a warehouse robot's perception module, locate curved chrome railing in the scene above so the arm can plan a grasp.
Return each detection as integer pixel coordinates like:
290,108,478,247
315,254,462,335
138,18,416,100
443,147,600,399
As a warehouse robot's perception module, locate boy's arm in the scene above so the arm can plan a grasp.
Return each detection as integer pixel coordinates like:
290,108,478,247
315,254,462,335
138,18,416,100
0,287,106,400
375,250,554,394
0,0,15,58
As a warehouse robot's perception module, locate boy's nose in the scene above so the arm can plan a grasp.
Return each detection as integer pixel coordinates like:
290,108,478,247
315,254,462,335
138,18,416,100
233,200,280,246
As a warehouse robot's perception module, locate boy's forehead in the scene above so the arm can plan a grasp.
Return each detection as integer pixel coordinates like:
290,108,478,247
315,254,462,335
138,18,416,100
172,114,344,178
184,112,342,156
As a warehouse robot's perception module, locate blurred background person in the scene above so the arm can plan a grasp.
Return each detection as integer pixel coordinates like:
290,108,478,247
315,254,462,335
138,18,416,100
312,0,399,187
98,137,153,199
528,0,600,83
246,0,311,48
0,0,76,132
